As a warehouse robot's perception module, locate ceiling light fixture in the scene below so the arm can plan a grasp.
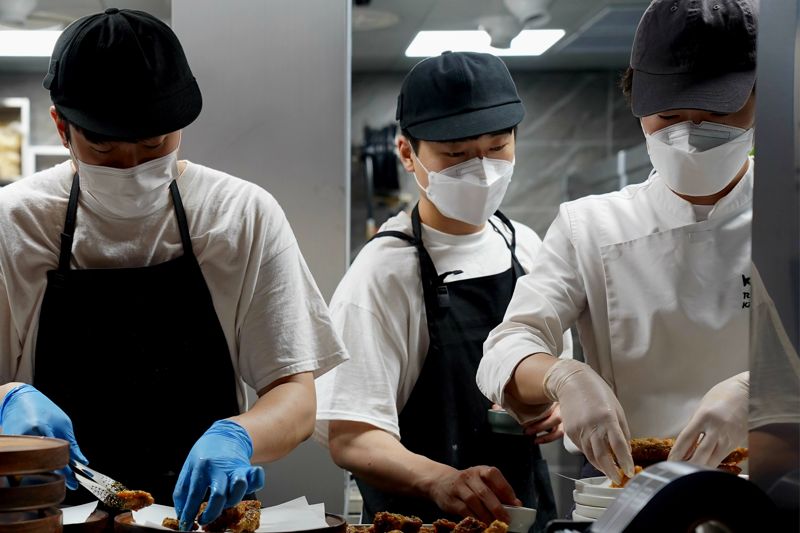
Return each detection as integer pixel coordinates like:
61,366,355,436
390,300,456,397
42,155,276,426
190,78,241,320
405,29,565,57
0,29,60,56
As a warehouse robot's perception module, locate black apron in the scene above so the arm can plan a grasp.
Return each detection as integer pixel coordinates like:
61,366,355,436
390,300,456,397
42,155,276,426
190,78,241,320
33,173,240,505
356,206,557,531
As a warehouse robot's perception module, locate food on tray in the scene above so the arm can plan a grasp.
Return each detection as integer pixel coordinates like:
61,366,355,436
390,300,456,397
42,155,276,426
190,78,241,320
433,519,458,533
117,489,155,511
610,438,749,487
163,517,199,531
374,512,423,533
162,500,261,532
611,466,643,488
483,520,509,533
356,512,507,533
452,517,485,533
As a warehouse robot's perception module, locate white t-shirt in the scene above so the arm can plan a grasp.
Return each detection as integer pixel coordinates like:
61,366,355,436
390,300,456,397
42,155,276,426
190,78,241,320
0,161,348,411
315,211,573,442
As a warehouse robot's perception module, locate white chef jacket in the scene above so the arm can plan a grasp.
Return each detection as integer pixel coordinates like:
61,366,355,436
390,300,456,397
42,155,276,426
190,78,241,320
0,161,348,412
478,158,754,439
315,210,572,443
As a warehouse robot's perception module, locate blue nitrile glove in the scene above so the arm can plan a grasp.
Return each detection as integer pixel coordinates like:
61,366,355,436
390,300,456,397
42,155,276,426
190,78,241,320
173,419,265,531
0,384,89,490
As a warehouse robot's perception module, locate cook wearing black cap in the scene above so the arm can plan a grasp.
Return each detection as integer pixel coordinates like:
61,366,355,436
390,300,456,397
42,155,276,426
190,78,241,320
315,51,571,530
0,8,347,530
477,0,757,488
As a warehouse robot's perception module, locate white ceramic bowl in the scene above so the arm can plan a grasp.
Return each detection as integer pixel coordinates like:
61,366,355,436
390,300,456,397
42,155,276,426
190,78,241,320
574,476,623,497
574,502,605,520
572,489,616,508
501,505,537,533
571,510,596,522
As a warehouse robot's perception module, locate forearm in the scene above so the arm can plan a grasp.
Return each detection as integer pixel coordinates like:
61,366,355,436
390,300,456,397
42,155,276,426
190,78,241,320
506,353,558,407
329,420,454,500
230,372,315,463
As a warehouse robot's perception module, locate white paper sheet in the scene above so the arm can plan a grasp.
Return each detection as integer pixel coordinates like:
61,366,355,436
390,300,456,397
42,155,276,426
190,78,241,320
62,501,99,525
131,497,329,532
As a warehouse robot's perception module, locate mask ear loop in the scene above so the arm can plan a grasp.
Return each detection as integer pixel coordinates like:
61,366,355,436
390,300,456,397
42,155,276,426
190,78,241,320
409,147,431,195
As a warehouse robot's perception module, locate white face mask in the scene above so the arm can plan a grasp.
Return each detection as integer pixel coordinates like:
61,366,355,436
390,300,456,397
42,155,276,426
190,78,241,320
71,145,180,219
644,121,754,197
413,152,514,226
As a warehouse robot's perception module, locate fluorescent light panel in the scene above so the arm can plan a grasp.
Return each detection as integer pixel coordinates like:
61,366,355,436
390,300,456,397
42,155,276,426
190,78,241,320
0,31,61,57
405,29,565,57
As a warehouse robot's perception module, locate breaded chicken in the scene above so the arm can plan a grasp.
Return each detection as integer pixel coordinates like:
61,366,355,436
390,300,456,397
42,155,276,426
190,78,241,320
433,519,458,533
482,520,508,533
452,517,486,533
117,489,155,511
198,500,261,533
373,512,423,533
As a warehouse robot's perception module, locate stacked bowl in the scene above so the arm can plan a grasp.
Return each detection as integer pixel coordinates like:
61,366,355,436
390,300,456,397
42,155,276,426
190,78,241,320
571,476,622,522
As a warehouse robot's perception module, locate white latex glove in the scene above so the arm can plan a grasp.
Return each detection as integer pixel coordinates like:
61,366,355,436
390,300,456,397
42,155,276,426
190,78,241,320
543,359,634,484
669,371,749,467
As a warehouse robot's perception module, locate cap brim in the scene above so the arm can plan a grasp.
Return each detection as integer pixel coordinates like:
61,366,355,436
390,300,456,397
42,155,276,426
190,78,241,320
406,101,525,141
56,80,202,140
631,69,755,118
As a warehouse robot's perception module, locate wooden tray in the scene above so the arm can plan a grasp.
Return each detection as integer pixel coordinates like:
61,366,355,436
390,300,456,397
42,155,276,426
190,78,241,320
0,473,64,512
114,511,347,533
0,436,69,476
63,510,109,533
0,507,62,533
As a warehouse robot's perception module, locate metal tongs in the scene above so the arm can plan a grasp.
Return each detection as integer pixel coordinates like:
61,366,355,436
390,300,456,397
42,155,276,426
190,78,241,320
70,461,127,509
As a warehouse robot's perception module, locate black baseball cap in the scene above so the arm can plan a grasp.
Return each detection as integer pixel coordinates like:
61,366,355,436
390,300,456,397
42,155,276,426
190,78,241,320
396,51,525,141
43,8,202,139
630,0,757,118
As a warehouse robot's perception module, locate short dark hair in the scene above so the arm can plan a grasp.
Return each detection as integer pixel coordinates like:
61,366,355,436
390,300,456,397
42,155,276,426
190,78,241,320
401,125,517,154
620,67,634,109
55,107,140,145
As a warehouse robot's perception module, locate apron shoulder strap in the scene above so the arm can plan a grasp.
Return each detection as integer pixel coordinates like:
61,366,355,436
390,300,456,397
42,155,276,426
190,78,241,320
169,180,195,258
489,210,525,279
58,173,81,271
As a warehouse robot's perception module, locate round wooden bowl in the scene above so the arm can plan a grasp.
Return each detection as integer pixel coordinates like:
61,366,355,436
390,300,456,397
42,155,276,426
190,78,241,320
0,507,62,533
0,436,69,476
114,511,347,533
63,510,109,533
0,473,65,512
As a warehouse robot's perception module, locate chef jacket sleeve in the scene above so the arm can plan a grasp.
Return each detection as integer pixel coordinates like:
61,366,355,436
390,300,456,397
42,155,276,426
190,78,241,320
478,204,587,408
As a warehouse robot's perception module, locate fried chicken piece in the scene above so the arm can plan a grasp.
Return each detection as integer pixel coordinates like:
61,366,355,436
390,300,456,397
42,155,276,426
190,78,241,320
162,517,201,531
717,463,743,475
116,489,155,511
433,519,457,533
348,526,375,533
629,438,674,466
483,520,508,533
198,500,261,533
453,517,486,533
721,447,748,465
419,527,436,533
373,512,423,533
611,465,644,488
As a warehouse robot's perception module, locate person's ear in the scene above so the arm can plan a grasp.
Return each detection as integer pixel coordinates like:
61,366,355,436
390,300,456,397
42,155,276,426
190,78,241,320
395,135,416,173
50,106,69,148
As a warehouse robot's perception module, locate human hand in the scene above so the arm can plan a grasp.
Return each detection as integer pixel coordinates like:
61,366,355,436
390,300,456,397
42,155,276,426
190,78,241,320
669,372,748,467
428,465,521,524
522,403,564,445
0,384,87,489
173,420,265,531
543,359,634,484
